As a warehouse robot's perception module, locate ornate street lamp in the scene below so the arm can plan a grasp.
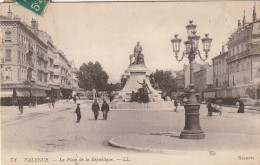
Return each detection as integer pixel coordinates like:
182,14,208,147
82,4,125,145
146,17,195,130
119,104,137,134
171,20,212,139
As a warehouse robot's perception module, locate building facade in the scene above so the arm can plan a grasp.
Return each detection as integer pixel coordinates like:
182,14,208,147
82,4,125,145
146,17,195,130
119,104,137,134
184,62,204,88
0,7,79,104
226,8,260,105
194,63,213,102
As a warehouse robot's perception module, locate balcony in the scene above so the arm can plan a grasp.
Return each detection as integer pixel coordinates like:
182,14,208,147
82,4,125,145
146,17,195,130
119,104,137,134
26,61,34,68
226,55,237,63
37,65,49,73
28,44,34,53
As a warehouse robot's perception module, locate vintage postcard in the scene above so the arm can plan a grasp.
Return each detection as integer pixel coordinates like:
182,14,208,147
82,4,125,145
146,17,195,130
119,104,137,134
1,1,260,165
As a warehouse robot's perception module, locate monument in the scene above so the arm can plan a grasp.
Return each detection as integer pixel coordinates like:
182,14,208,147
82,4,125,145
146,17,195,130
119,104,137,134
112,42,170,109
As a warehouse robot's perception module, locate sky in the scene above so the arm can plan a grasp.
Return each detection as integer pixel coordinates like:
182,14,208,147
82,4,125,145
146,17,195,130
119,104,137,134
0,1,257,82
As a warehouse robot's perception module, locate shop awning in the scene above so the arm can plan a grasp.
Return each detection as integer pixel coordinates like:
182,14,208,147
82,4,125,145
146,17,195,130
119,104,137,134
31,89,47,97
16,88,31,97
0,88,13,97
1,88,31,97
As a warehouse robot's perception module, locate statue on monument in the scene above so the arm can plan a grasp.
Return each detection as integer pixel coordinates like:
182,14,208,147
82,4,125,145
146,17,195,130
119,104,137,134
129,42,145,65
137,79,150,103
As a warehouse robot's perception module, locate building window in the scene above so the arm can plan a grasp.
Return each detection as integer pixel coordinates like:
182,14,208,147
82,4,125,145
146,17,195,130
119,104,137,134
54,65,59,68
5,49,12,61
5,31,11,42
54,75,59,79
5,67,12,80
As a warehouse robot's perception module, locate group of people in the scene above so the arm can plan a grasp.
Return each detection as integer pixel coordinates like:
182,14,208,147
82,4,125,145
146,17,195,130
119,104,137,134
48,96,56,108
74,99,110,123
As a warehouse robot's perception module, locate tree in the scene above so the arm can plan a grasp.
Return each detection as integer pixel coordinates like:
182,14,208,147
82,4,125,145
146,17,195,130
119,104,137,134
76,61,109,91
106,83,121,94
152,69,177,96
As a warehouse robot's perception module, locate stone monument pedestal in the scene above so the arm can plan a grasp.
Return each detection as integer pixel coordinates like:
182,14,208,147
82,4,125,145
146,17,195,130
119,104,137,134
113,64,163,103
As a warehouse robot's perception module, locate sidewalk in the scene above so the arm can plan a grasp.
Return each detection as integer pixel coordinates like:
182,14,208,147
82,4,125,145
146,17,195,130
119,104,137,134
109,132,260,154
0,100,75,125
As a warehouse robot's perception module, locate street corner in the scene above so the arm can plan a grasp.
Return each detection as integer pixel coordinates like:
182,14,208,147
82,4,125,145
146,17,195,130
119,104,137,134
108,132,260,155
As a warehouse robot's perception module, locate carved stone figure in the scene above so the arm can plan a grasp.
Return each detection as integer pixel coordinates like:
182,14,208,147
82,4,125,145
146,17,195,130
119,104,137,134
129,42,143,65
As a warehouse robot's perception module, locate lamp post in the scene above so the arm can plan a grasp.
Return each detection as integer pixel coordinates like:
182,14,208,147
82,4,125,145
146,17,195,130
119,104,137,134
171,20,212,139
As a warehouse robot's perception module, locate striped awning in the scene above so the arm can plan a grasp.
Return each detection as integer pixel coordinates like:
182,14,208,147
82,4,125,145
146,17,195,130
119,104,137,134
0,88,13,97
16,88,31,97
0,88,31,97
31,89,47,97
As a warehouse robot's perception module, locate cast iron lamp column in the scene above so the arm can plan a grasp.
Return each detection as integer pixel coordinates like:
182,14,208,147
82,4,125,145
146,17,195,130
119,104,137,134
171,20,212,139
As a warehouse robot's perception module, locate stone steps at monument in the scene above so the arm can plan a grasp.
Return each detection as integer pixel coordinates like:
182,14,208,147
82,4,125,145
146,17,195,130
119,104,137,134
110,101,173,109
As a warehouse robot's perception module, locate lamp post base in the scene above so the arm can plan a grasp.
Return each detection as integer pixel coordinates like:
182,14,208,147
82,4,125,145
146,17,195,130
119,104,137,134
180,83,205,140
180,131,205,140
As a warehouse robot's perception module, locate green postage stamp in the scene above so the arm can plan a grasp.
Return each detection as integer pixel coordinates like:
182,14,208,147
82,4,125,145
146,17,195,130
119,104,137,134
12,0,50,15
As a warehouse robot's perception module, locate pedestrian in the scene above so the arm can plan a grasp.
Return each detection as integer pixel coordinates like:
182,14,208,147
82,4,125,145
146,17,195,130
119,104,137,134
18,97,22,114
51,96,55,108
237,99,244,113
101,99,109,120
75,103,81,123
29,96,32,108
207,99,213,116
48,98,52,108
73,95,77,103
92,99,100,120
174,99,178,112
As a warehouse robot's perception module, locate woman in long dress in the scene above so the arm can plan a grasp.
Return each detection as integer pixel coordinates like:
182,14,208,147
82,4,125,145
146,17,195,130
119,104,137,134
237,100,244,113
137,79,150,103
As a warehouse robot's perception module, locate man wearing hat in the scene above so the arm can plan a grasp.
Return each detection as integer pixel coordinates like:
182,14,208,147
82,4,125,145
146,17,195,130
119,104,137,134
92,99,100,120
101,99,110,120
75,103,81,123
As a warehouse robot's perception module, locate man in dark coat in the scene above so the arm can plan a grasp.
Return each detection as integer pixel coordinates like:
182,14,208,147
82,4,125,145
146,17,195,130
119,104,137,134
101,100,110,120
174,100,178,112
18,97,24,115
237,100,245,113
207,99,213,116
51,96,55,108
75,103,81,123
92,99,100,120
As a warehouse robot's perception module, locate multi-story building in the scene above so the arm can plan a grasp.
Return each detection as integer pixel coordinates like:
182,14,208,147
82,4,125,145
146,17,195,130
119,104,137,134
0,6,79,104
0,7,49,103
210,47,229,102
70,60,79,95
226,7,260,105
52,49,72,98
194,63,213,102
184,62,204,88
212,48,228,89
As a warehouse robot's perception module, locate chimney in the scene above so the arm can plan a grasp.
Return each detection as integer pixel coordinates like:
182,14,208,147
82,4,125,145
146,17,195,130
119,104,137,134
242,10,246,26
253,6,257,22
238,19,241,29
8,5,12,18
222,45,225,53
31,18,38,35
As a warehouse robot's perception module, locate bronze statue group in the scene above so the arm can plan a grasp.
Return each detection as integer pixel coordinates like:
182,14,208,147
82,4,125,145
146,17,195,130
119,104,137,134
130,79,150,103
74,99,110,123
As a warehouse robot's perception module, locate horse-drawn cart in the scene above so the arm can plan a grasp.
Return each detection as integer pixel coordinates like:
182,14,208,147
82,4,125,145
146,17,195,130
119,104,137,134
208,100,222,116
